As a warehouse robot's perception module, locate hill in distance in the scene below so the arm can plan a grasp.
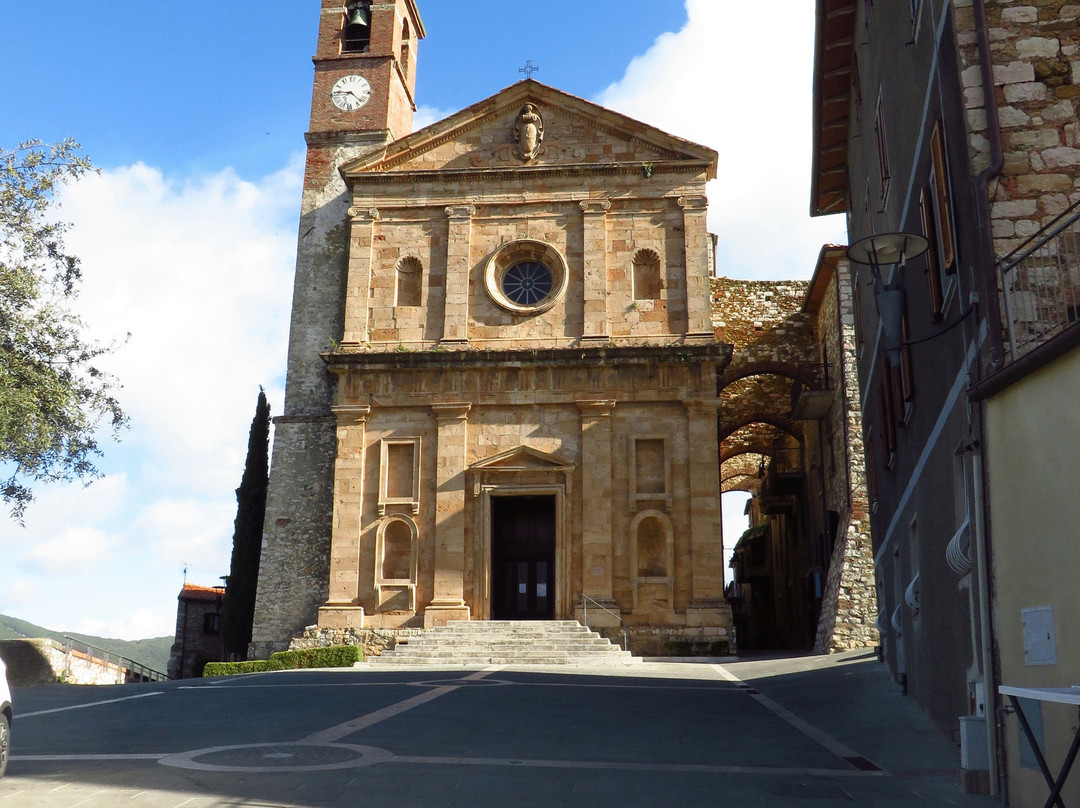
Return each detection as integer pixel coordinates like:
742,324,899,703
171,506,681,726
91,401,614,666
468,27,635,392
0,614,172,676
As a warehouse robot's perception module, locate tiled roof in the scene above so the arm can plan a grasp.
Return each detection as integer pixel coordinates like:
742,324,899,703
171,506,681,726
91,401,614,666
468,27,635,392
179,584,225,602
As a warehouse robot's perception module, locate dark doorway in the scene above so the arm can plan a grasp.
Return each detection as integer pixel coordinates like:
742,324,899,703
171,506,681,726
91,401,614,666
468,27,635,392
491,495,556,619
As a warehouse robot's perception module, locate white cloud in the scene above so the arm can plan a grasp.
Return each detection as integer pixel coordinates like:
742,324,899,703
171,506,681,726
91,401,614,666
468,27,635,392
134,497,235,570
0,580,38,611
413,105,456,132
25,527,114,571
77,608,177,642
597,0,847,280
58,158,299,495
2,160,300,638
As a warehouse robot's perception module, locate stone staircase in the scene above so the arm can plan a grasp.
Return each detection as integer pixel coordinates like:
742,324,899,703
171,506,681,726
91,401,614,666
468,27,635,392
367,620,640,666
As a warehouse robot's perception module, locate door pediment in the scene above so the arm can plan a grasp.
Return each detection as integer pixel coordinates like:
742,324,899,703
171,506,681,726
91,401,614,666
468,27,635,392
470,444,576,474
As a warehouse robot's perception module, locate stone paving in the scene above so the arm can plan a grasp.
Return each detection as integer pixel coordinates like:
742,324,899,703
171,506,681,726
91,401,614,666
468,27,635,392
0,650,1000,807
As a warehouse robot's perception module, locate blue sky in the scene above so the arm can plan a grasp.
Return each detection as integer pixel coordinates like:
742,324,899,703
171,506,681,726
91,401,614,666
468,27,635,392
1,1,846,642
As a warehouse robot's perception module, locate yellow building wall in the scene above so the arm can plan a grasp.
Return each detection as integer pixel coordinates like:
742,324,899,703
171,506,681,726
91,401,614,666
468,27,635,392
986,345,1080,808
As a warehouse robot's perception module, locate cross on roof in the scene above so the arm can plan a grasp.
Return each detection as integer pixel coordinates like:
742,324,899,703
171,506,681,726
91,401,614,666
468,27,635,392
519,60,540,79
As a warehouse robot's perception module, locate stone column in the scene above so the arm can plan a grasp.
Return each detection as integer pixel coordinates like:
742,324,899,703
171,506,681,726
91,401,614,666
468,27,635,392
678,196,715,343
442,205,476,346
318,404,370,630
574,399,620,626
342,207,379,345
426,402,472,626
579,200,611,345
683,399,731,629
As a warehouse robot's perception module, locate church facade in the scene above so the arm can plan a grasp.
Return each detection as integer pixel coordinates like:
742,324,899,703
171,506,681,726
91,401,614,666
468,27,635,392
249,0,735,656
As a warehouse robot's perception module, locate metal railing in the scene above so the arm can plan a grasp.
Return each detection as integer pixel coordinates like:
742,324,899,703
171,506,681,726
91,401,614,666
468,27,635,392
790,362,831,412
63,636,168,683
580,594,629,651
998,197,1080,362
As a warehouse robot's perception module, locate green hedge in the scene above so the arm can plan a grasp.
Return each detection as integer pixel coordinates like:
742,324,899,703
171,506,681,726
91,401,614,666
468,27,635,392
203,660,268,677
265,645,363,671
202,645,363,677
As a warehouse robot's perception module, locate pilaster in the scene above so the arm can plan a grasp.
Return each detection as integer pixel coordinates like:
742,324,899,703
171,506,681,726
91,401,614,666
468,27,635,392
678,196,716,343
579,200,611,345
442,205,475,346
426,402,472,625
574,399,620,625
342,207,380,345
683,399,730,627
317,404,371,629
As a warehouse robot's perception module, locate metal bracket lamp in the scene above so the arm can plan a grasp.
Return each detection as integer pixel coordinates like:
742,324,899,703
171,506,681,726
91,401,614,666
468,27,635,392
846,233,930,366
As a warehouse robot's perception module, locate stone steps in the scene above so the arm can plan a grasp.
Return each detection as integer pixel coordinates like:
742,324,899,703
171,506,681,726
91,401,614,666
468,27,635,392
368,619,640,666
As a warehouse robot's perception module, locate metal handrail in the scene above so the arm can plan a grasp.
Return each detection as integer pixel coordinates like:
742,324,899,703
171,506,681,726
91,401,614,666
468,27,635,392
63,636,168,683
997,198,1080,361
580,594,629,651
1000,196,1080,271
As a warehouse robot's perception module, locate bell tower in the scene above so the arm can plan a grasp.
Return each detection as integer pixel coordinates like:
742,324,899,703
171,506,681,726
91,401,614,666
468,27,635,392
249,0,425,659
310,0,425,144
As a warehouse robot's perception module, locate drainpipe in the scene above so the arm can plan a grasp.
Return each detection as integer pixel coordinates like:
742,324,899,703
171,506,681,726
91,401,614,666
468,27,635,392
971,0,1004,797
970,444,1000,797
973,0,1005,375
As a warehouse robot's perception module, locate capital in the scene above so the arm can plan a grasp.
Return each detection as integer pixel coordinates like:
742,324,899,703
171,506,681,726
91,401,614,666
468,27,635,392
431,402,472,422
677,196,708,211
576,399,616,417
348,207,380,223
578,199,612,213
331,404,371,425
444,205,477,220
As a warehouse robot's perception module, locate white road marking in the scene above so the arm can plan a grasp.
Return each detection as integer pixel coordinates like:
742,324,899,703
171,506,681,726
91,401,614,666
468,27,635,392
64,790,107,808
389,754,883,777
299,669,496,745
711,663,886,773
13,754,166,761
18,691,164,718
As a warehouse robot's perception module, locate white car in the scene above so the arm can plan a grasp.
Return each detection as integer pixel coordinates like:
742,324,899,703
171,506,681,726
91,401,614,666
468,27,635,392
0,657,10,778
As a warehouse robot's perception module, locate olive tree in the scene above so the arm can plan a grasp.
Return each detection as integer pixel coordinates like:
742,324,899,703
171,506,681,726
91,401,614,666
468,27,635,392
1,139,126,520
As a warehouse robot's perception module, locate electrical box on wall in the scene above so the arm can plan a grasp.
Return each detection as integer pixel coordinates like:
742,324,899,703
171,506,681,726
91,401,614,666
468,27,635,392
1022,605,1057,666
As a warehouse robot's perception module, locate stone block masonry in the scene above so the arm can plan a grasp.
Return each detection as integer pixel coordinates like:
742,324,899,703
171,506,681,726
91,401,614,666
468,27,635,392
955,0,1080,255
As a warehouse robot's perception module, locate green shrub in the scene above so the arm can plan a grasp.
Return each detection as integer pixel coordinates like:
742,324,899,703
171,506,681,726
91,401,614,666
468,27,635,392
266,645,363,671
202,660,269,677
201,645,362,677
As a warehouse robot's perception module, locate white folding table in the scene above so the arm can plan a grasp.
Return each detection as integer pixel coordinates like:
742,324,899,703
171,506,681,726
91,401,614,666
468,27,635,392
1000,685,1080,808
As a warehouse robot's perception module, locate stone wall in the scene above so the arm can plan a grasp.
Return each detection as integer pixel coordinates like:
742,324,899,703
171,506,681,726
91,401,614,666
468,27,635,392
0,639,136,686
955,0,1080,254
289,624,423,659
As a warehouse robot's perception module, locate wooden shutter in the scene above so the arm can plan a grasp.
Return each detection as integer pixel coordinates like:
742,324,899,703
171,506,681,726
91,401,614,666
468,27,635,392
921,186,944,323
900,304,915,402
930,122,956,272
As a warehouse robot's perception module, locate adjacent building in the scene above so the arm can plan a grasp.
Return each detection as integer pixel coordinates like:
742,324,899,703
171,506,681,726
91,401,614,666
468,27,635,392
167,584,225,680
813,0,1080,800
716,248,877,655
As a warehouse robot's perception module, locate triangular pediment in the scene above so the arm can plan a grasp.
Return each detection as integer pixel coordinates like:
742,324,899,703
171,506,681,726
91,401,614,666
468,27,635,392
341,80,717,178
470,444,576,473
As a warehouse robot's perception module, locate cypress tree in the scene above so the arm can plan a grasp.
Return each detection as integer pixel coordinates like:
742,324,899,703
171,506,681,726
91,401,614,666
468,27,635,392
220,388,270,658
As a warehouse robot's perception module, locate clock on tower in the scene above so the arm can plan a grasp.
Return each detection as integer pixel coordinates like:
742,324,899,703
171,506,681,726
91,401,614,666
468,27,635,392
309,0,425,143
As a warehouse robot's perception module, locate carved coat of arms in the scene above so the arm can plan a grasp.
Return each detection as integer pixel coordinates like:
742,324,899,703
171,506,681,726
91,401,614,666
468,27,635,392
513,103,544,161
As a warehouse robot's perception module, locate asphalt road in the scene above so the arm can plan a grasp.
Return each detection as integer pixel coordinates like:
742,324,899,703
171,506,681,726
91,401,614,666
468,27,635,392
0,651,1000,807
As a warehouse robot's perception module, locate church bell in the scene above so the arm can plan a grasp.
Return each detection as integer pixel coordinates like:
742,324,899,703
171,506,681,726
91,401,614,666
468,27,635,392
346,2,370,28
343,1,371,53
